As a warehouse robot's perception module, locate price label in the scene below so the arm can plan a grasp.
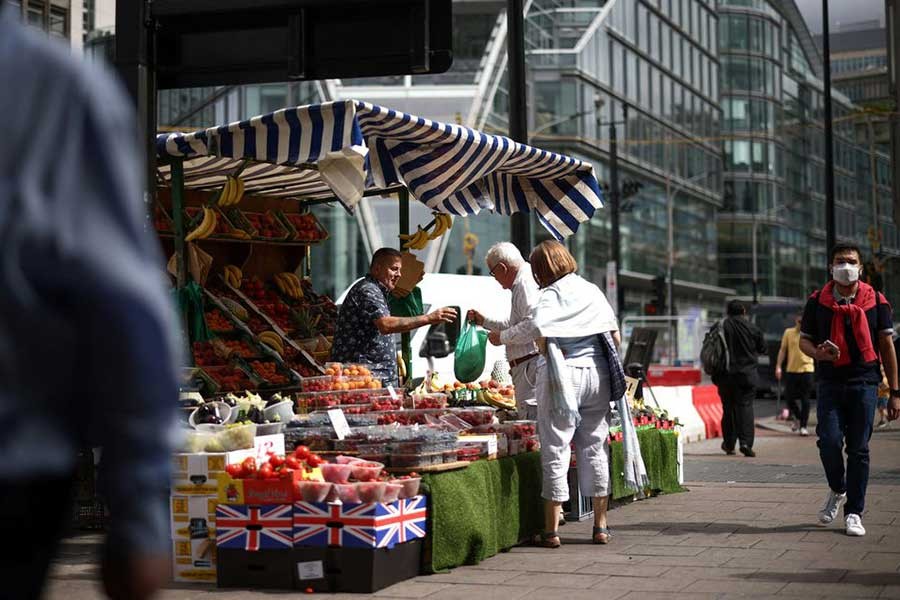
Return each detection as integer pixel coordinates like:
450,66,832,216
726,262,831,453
387,385,399,401
296,560,324,580
327,408,352,440
624,376,639,402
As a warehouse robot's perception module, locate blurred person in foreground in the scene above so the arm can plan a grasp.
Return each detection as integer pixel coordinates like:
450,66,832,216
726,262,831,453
0,8,182,599
799,243,899,536
467,242,541,418
498,241,645,548
775,313,815,436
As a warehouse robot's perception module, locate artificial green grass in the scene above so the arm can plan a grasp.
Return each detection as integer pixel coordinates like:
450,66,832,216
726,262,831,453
611,428,685,500
419,453,543,573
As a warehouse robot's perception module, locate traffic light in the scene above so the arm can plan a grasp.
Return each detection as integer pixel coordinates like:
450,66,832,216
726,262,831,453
648,275,666,316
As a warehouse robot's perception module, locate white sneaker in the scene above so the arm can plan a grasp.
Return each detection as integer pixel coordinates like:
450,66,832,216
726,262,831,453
818,491,846,524
845,514,866,536
799,427,809,436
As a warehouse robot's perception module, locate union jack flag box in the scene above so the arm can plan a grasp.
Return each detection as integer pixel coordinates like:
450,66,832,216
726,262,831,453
292,496,427,549
215,504,293,552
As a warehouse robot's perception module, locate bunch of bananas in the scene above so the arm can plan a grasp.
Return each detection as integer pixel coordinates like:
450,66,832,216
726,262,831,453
223,265,243,289
257,331,284,355
184,207,217,242
274,272,304,300
217,176,245,207
399,213,453,250
484,390,516,410
397,351,407,380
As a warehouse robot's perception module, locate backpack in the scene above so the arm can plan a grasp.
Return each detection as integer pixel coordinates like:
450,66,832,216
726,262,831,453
701,320,730,376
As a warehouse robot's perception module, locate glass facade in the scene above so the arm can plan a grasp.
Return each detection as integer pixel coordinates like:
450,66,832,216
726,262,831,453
718,0,899,302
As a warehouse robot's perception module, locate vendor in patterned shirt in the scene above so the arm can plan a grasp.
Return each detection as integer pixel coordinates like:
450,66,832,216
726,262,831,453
331,248,457,386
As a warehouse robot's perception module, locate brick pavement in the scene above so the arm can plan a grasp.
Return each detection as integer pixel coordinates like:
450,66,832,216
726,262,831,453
45,427,900,599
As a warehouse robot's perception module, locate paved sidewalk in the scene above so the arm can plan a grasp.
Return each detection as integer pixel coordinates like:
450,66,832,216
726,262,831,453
46,427,900,599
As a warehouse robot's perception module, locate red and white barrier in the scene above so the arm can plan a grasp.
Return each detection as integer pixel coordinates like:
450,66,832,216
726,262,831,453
691,385,724,439
647,385,706,443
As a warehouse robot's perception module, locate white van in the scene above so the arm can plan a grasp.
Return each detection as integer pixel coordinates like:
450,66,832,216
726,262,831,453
336,273,513,383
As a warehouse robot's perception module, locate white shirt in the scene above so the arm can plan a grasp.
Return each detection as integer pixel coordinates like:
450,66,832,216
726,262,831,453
483,263,540,362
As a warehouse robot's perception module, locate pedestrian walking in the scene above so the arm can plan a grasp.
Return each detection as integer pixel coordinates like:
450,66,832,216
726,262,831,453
498,241,645,547
775,314,815,436
468,242,541,418
799,243,900,536
714,300,767,457
0,8,183,599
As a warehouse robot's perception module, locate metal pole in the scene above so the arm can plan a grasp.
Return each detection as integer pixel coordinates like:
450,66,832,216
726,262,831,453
752,217,759,304
170,159,188,289
822,0,837,267
115,0,157,206
609,120,623,315
507,0,531,255
398,189,412,385
666,176,675,318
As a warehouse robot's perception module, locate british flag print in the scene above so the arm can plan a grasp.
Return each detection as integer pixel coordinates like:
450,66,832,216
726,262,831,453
292,496,427,549
215,504,294,551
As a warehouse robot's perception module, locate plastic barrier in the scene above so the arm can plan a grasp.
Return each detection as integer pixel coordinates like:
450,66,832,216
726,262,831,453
645,366,702,387
691,384,723,439
646,385,706,443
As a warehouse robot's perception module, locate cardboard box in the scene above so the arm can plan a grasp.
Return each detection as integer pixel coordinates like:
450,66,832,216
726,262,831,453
215,504,294,551
170,495,217,540
172,538,217,583
294,540,422,593
457,434,498,459
171,434,286,495
217,468,322,505
293,496,427,549
217,548,296,589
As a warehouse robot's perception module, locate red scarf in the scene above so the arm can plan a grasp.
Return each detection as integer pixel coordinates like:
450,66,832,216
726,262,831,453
816,281,877,367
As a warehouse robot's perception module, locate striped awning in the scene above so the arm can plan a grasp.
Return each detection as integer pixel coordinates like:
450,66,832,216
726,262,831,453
157,100,604,238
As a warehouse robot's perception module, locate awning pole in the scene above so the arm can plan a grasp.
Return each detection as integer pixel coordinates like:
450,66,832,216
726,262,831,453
171,159,188,288
399,188,412,385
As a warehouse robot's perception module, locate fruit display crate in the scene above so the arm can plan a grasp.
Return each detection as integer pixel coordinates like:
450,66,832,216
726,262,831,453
276,211,329,244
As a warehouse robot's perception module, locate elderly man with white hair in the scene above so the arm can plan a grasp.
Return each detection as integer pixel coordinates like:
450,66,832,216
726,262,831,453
467,242,541,417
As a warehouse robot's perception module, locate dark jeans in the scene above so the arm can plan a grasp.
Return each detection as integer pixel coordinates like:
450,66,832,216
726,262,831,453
816,381,877,516
716,373,756,450
0,477,74,599
785,372,813,428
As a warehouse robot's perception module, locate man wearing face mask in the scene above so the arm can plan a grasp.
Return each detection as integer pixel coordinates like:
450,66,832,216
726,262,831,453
799,244,900,537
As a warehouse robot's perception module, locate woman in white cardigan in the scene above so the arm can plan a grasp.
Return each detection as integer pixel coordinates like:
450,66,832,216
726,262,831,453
496,241,643,548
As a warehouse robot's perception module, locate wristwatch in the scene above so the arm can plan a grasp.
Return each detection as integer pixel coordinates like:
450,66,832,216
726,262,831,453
890,389,900,399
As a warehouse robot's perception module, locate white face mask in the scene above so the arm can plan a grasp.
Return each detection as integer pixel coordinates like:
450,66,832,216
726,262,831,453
832,262,860,286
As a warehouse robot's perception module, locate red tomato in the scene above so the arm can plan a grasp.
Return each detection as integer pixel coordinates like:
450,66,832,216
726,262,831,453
269,454,285,468
241,457,257,477
294,445,310,459
285,456,302,470
258,463,274,480
225,463,243,479
306,453,323,467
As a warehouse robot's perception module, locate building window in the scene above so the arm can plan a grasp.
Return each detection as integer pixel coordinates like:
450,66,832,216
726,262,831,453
27,2,45,28
49,6,67,40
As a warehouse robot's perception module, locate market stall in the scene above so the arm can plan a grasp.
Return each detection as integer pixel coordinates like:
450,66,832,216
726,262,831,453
151,99,681,592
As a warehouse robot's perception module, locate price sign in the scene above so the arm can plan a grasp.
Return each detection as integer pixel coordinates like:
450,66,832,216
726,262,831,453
327,408,352,440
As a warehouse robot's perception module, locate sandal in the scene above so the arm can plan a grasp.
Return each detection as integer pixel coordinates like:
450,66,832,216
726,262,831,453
534,531,561,548
593,526,612,545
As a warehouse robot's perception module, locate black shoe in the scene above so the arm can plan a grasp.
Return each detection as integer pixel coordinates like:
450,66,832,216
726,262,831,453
740,447,756,458
721,442,735,455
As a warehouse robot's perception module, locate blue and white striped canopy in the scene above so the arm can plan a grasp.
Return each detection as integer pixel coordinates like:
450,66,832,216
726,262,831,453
157,100,604,238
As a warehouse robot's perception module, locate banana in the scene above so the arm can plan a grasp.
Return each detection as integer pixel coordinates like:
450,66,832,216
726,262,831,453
397,352,407,379
217,178,234,207
224,265,243,289
427,213,451,240
185,207,217,242
232,177,245,205
286,273,304,299
274,273,289,297
220,298,249,321
258,331,284,354
402,227,429,251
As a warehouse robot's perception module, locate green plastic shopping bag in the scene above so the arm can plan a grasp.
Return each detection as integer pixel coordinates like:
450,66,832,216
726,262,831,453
454,321,488,383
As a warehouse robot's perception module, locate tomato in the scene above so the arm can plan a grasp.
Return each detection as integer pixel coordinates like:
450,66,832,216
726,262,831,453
225,463,243,479
257,463,274,480
285,456,302,470
306,453,323,468
279,467,296,480
268,454,285,468
240,457,257,477
294,445,310,459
